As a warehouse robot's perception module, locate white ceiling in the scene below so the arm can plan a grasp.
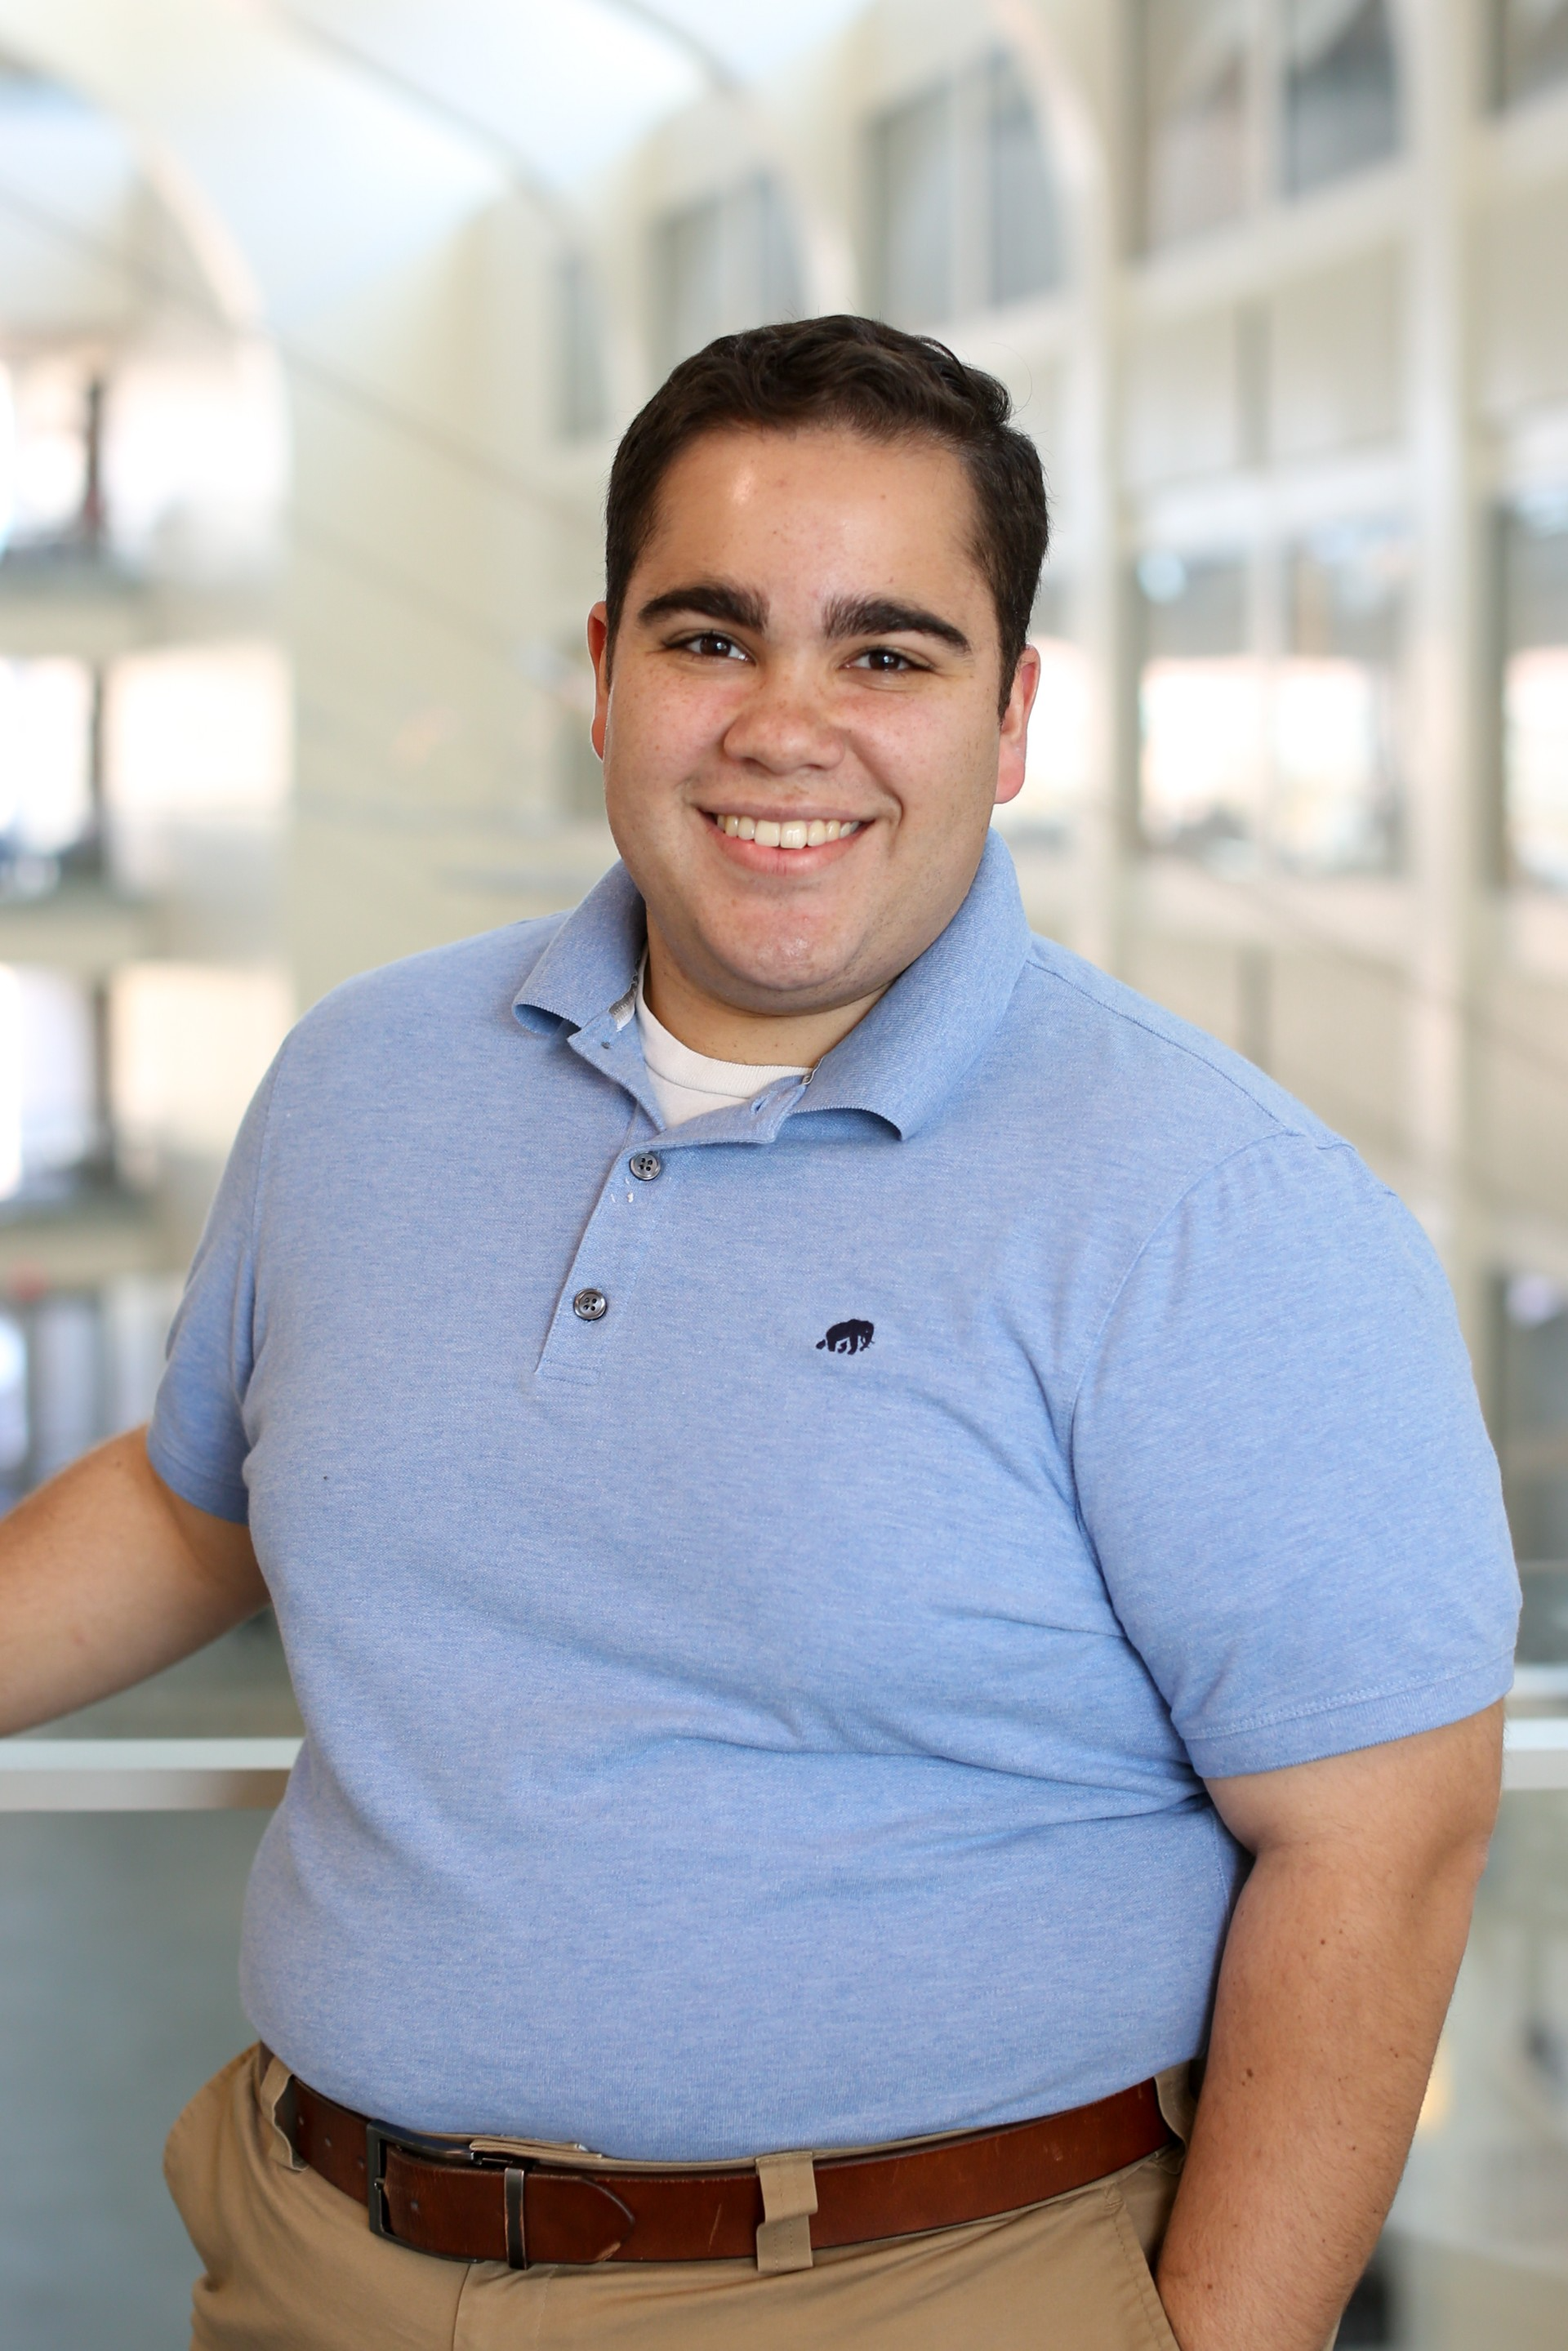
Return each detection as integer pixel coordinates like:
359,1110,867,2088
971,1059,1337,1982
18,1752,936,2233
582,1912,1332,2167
268,0,874,191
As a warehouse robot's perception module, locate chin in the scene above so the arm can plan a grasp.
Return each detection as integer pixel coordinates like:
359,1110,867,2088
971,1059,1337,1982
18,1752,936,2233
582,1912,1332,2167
703,924,871,1010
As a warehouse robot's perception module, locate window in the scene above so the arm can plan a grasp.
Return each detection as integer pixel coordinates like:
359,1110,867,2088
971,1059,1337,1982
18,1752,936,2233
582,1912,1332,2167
1138,0,1251,250
1138,530,1405,879
985,56,1063,309
1283,0,1400,194
0,658,96,884
867,54,1063,327
869,85,956,327
0,357,101,556
1500,1272,1568,1574
0,966,100,1204
1278,521,1405,874
1137,553,1263,870
109,963,291,1180
1137,0,1403,247
649,176,801,377
555,253,609,441
1502,493,1568,892
0,1273,181,1509
1495,0,1568,108
994,582,1090,848
102,641,291,893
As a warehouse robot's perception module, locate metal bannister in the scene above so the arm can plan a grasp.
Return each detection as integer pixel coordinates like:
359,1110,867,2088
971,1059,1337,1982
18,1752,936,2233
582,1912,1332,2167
0,1721,1564,1808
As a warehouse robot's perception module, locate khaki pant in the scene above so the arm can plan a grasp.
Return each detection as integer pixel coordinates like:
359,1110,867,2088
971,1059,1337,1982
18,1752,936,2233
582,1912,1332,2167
166,2046,1189,2351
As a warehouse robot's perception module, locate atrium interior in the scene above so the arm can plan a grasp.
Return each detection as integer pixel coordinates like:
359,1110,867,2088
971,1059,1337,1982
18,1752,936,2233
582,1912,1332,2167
0,3,1566,2344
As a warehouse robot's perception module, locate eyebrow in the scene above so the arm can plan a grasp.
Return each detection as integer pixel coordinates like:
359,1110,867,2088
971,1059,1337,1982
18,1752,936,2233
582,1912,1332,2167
636,581,768,632
822,594,972,654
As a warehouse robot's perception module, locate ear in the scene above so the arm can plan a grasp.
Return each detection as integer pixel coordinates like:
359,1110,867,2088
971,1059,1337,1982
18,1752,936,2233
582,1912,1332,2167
587,603,612,759
994,642,1041,808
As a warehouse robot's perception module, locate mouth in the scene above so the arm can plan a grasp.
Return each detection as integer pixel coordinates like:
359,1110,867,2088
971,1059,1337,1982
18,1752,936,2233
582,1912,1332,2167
705,812,863,853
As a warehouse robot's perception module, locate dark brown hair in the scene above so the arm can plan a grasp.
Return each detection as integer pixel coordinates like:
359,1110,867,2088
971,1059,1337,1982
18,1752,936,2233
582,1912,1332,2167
604,315,1049,710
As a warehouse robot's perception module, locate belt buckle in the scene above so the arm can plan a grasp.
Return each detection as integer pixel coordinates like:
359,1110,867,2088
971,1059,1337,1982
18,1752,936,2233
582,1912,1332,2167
366,2121,532,2269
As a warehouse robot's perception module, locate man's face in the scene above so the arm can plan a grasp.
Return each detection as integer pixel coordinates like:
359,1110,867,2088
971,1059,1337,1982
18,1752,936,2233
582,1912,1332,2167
587,425,1038,1019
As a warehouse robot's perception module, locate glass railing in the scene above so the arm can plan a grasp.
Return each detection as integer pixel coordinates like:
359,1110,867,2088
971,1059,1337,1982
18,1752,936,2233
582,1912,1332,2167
2,1666,1566,2347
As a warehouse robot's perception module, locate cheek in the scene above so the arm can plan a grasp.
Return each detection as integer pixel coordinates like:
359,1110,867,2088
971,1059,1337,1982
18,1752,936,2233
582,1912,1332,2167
607,675,740,783
847,701,996,813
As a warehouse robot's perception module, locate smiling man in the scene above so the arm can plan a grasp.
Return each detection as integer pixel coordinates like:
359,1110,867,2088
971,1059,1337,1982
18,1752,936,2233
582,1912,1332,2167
0,318,1519,2351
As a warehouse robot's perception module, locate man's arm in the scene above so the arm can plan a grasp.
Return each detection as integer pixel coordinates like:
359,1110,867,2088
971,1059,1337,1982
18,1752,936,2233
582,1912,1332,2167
0,1427,267,1738
1156,1706,1503,2351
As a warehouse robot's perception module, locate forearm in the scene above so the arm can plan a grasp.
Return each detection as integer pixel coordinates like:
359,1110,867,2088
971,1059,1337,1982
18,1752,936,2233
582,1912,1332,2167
0,1427,267,1736
1156,1829,1487,2350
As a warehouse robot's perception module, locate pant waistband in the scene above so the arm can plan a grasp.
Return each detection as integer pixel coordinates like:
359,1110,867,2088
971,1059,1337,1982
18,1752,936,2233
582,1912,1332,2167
265,2053,1174,2275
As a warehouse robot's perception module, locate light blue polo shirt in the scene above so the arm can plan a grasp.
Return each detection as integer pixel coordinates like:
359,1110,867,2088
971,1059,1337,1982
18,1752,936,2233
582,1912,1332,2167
148,834,1519,2159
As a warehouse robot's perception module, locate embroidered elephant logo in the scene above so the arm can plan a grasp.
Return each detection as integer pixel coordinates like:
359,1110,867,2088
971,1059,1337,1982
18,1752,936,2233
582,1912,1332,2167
817,1319,875,1356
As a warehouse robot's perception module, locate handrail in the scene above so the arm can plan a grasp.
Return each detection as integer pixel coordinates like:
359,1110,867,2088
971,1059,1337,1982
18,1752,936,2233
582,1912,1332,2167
0,1722,1564,1808
0,1737,300,1810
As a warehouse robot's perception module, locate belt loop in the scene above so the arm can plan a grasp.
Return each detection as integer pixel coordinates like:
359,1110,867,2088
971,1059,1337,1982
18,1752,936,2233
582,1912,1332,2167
257,2050,303,2173
505,2168,528,2269
755,2152,817,2274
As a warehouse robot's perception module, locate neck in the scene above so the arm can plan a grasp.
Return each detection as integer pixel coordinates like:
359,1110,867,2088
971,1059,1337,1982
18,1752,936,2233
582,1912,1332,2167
642,922,888,1066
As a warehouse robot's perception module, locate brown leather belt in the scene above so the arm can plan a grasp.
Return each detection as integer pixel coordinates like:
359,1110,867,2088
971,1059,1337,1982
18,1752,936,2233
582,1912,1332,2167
274,2057,1171,2271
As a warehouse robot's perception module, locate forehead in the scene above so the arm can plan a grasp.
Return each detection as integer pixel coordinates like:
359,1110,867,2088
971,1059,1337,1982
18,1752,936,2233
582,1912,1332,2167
635,425,988,608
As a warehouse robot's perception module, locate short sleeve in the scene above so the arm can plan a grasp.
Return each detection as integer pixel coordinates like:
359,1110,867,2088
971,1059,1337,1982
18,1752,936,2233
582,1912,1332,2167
145,1053,286,1525
1071,1133,1520,1779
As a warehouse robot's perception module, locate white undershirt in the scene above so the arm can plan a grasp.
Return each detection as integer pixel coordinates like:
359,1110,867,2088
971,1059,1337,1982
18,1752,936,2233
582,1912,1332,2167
633,971,808,1129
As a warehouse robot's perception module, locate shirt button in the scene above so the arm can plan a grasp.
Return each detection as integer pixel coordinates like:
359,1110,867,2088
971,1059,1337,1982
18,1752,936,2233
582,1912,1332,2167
572,1288,608,1322
629,1151,662,1182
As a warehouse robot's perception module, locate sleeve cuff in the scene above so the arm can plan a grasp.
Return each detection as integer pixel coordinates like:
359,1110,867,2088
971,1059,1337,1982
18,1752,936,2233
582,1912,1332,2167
145,1426,251,1526
1180,1649,1517,1779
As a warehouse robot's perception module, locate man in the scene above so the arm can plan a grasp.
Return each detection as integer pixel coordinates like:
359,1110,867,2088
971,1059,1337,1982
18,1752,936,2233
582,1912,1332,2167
0,317,1517,2351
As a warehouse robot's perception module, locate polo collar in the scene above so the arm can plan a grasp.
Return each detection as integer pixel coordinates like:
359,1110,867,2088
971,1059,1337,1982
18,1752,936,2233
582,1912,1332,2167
512,830,1031,1142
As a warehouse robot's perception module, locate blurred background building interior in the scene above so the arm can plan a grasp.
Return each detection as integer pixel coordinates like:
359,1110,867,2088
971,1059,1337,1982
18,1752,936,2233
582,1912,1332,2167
0,2,1566,2344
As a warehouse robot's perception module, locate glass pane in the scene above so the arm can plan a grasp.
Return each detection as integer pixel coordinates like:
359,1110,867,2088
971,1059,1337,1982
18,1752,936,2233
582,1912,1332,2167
1278,521,1406,874
0,1810,263,2351
1138,552,1263,870
985,53,1063,307
1499,1271,1568,1573
1495,0,1568,108
102,642,291,894
649,174,801,375
0,358,91,552
651,191,726,374
109,963,291,1177
1387,1789,1568,2345
996,582,1089,847
1138,0,1251,249
867,83,956,327
1284,0,1401,197
0,966,99,1205
1502,496,1568,892
556,252,609,440
0,657,94,878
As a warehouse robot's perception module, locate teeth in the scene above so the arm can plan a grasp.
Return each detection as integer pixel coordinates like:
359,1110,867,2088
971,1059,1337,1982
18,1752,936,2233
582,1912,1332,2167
715,815,862,847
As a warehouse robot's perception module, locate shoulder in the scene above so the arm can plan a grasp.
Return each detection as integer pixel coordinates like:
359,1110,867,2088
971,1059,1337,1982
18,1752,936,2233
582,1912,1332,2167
997,932,1343,1214
1015,933,1336,1154
275,914,568,1080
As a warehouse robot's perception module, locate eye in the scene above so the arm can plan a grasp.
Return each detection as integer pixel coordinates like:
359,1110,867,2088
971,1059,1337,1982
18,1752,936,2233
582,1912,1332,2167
676,631,750,661
851,646,920,674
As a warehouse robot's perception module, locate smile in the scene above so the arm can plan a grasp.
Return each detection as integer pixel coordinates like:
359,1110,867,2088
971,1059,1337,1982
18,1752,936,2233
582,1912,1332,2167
709,814,862,849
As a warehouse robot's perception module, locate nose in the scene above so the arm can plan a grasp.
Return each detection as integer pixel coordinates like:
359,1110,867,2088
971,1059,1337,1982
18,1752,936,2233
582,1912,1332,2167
720,666,844,777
